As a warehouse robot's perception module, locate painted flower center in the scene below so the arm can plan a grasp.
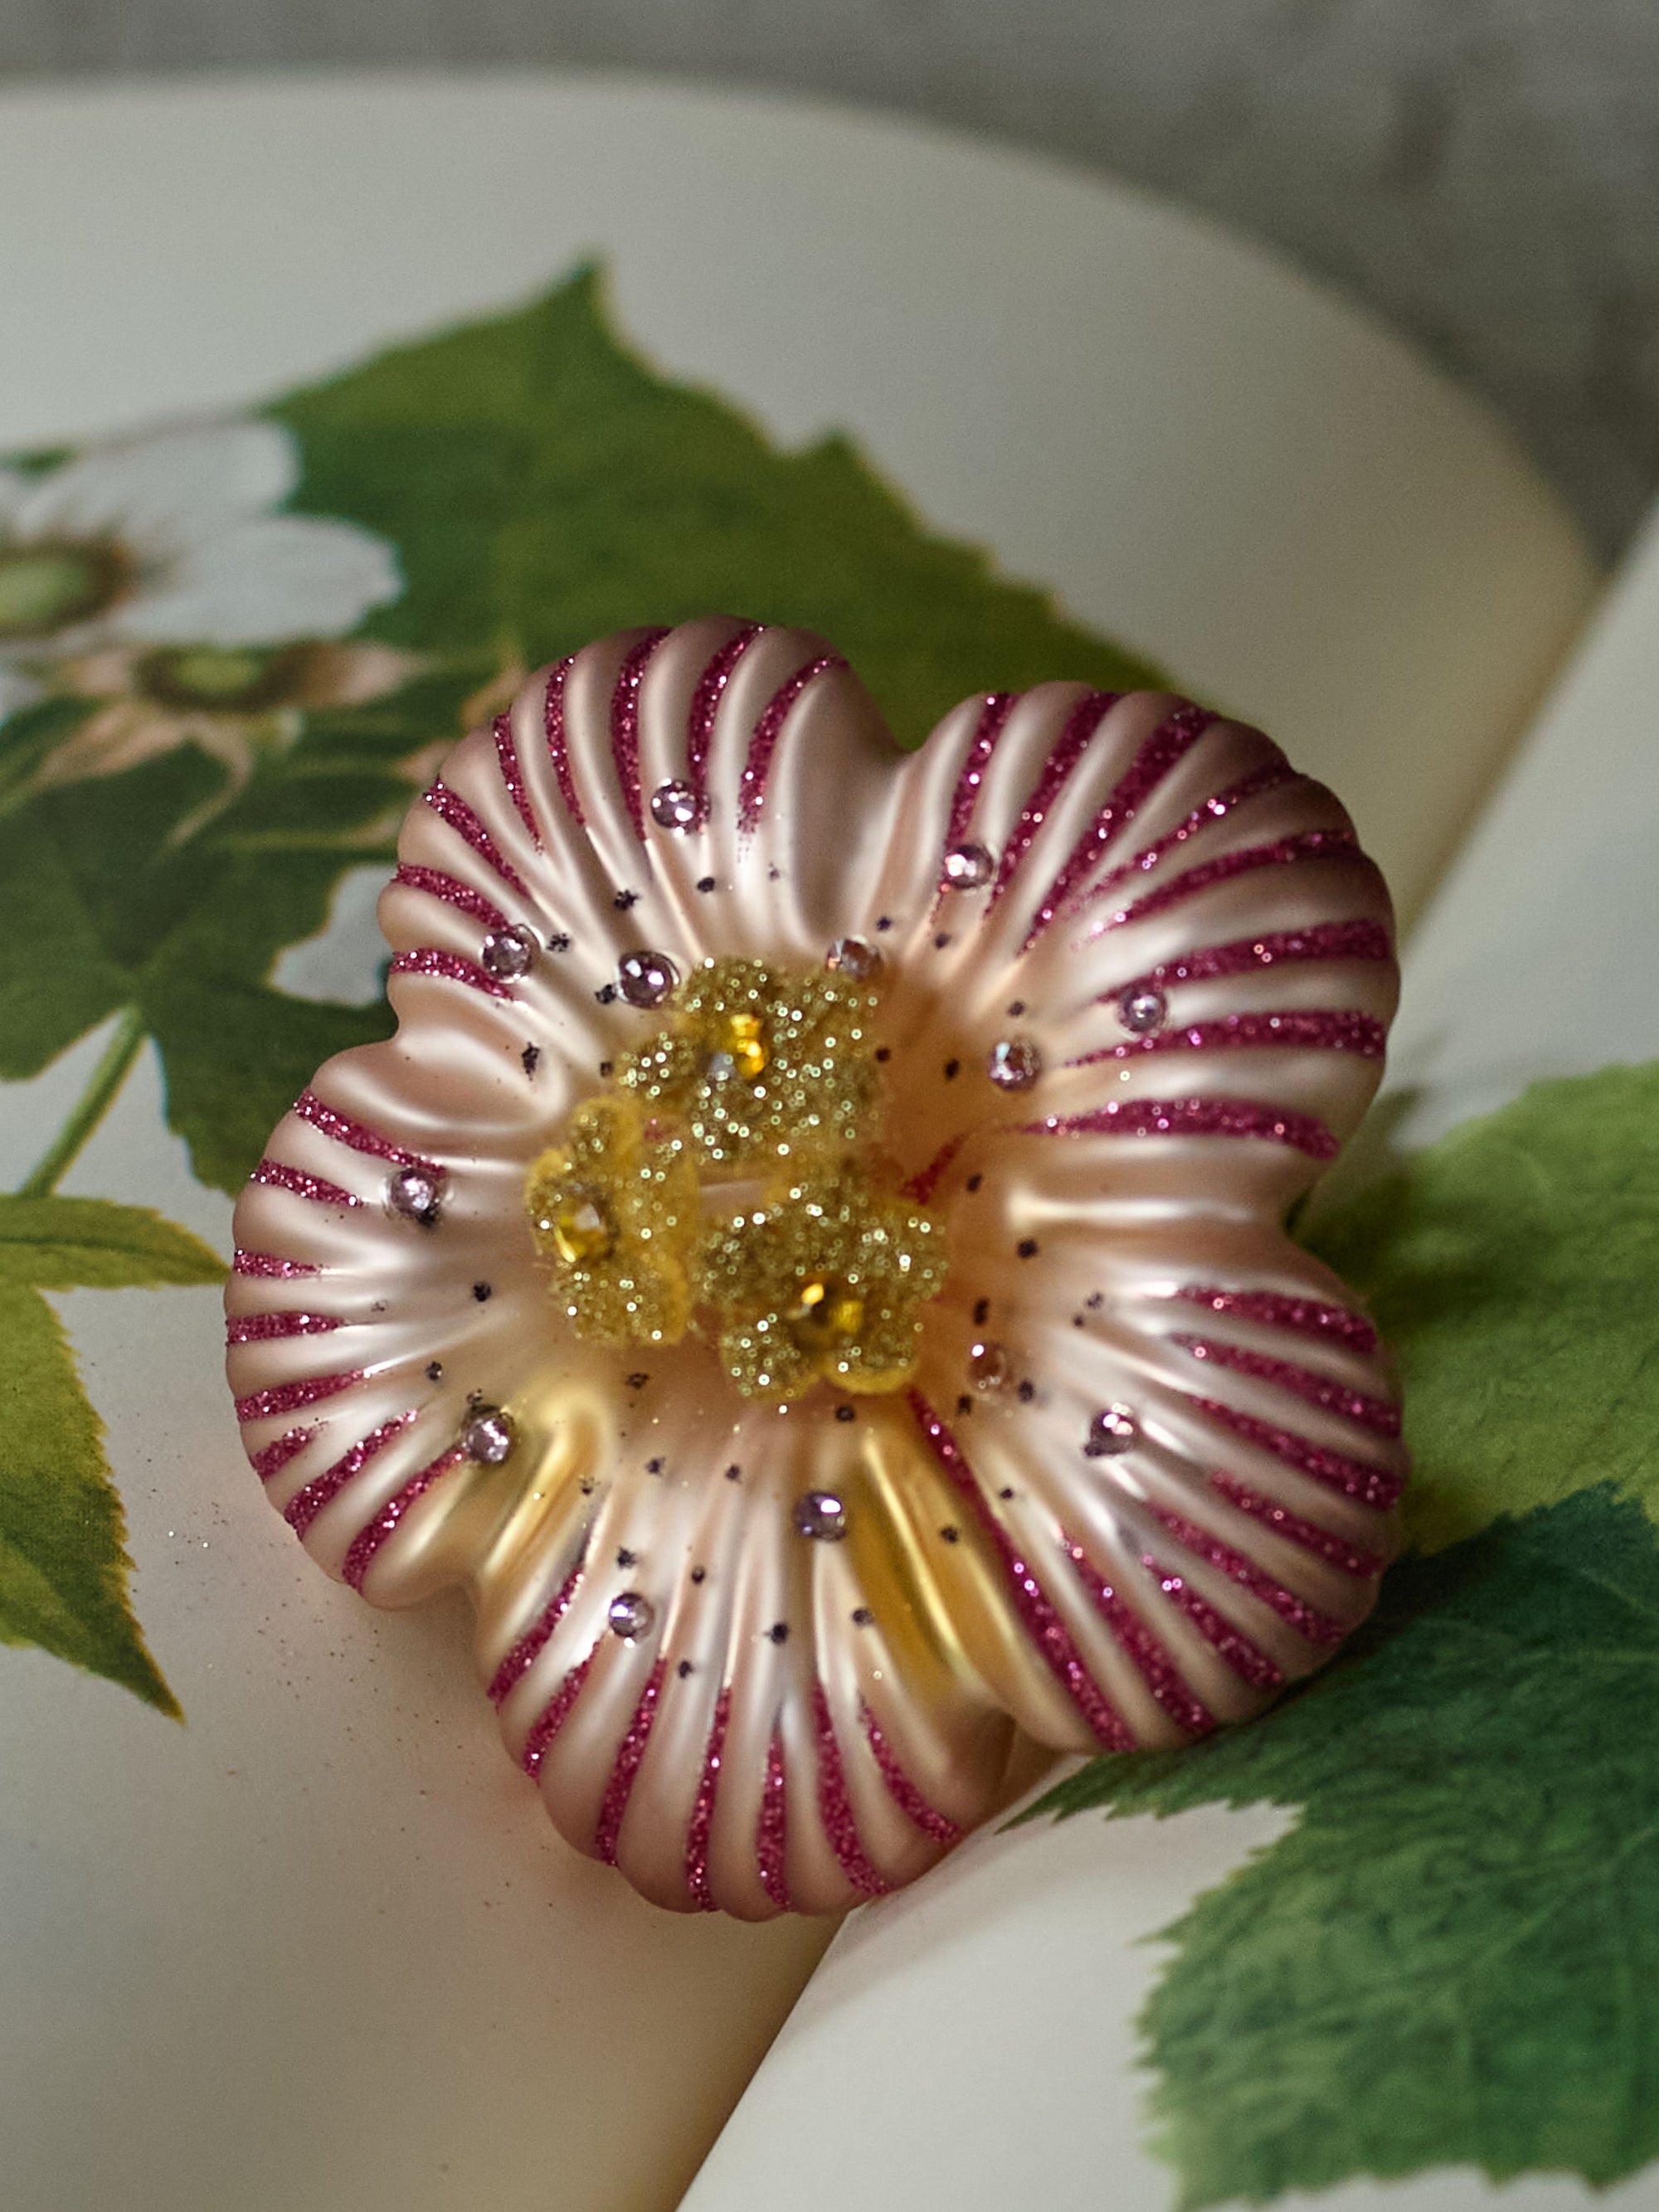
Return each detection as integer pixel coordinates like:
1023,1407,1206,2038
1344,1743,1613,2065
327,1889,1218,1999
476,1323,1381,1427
0,540,129,640
135,642,314,712
524,956,947,1400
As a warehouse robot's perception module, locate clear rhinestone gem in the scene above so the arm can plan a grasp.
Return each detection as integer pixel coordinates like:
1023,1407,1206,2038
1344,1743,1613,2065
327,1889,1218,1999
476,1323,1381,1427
792,1489,849,1541
649,779,706,832
986,1038,1042,1090
479,924,537,980
608,1590,654,1640
387,1166,440,1220
825,936,881,981
1084,1405,1137,1457
617,949,679,1009
463,1407,515,1464
969,1339,1010,1392
1118,988,1167,1035
941,841,994,890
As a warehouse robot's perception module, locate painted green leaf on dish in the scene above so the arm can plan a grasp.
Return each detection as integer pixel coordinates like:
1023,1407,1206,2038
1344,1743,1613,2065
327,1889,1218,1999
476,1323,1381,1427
1038,1485,1659,2206
0,1194,224,1715
1031,1063,1659,2205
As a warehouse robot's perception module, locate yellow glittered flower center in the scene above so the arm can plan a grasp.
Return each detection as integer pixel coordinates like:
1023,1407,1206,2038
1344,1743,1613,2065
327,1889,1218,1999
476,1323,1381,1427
523,957,947,1399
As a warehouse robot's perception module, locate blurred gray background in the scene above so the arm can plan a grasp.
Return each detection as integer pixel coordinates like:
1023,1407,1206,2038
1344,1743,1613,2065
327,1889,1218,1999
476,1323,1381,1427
2,0,1655,557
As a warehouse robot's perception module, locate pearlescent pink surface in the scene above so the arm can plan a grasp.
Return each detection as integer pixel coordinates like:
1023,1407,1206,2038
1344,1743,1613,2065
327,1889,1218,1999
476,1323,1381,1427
227,620,1404,1917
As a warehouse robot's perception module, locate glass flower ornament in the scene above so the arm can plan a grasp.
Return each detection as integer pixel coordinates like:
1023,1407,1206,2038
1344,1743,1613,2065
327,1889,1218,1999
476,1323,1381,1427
227,619,1404,1917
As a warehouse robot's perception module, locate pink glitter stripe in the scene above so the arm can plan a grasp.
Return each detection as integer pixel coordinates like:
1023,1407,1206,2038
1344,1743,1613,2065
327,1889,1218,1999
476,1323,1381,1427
594,1660,668,1864
756,1731,791,1910
282,1412,414,1537
251,1157,362,1208
226,1310,343,1344
1180,1339,1400,1438
1021,700,1212,944
1112,919,1394,999
738,653,844,834
810,1683,889,1897
1194,1398,1404,1510
1083,757,1298,911
1026,1096,1339,1159
860,1704,961,1844
1074,1009,1387,1068
250,1426,316,1482
391,862,509,933
611,626,672,839
492,710,542,848
944,692,1018,849
233,1249,319,1278
389,948,514,1000
1175,1286,1378,1356
1062,1540,1214,1738
685,1689,732,1912
908,1391,1134,1750
342,1446,466,1591
988,689,1119,909
902,1130,969,1206
1210,1475,1384,1579
521,1652,596,1780
542,655,583,824
294,1090,441,1175
1101,829,1364,932
488,1554,587,1707
235,1369,363,1426
597,1663,668,1866
1141,1558,1284,1689
1146,1504,1345,1646
423,780,529,897
686,621,764,795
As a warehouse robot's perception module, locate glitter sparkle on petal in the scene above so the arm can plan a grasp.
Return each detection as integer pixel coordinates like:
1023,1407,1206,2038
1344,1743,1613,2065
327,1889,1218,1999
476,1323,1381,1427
233,1249,320,1278
391,863,510,933
226,1310,343,1344
685,1689,732,1911
810,1682,889,1896
1073,1009,1387,1067
1193,1397,1404,1509
1096,829,1364,935
943,691,1017,854
1081,756,1297,913
423,779,530,897
1063,1538,1214,1738
251,1158,362,1208
343,1446,467,1590
492,709,542,848
282,1411,415,1537
1144,1557,1284,1689
738,654,843,834
861,1704,961,1843
521,1652,596,1779
250,1426,316,1481
988,688,1119,909
1179,1337,1401,1437
1027,1096,1339,1159
594,1660,667,1864
488,1554,587,1707
1209,1475,1384,1578
1145,1504,1345,1646
756,1729,792,1909
687,621,763,796
234,1369,366,1427
390,946,516,1000
542,654,583,824
294,1090,443,1176
1174,1285,1378,1354
1109,918,1394,999
611,627,672,840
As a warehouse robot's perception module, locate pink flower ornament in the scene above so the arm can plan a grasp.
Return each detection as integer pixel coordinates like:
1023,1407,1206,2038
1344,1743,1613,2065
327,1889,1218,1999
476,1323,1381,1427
227,619,1404,1917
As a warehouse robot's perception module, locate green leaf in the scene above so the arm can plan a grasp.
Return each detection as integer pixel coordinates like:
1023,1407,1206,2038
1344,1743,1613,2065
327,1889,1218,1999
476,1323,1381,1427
1306,1062,1659,1553
0,1192,225,1290
273,263,1164,750
1034,1487,1659,2205
0,1281,180,1716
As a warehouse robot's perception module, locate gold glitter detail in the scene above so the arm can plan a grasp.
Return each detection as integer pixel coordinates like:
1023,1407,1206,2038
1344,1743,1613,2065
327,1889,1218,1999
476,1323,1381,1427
616,956,878,1171
699,1165,948,1402
525,1097,698,1345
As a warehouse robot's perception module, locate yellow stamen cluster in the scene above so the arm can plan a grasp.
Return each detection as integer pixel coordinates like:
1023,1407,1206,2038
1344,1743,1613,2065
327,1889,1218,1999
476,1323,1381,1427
525,958,947,1399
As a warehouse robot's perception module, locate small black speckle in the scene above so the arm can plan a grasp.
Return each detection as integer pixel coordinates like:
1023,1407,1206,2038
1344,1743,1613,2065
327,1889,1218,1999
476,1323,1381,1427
598,1059,613,1077
371,1299,386,1313
940,1525,960,1544
852,1606,874,1626
1086,1291,1104,1310
876,916,893,932
678,1658,694,1678
725,1462,742,1480
616,1547,637,1568
956,1394,972,1416
690,1566,707,1585
934,932,952,950
973,1297,990,1325
595,983,617,1004
966,1173,983,1194
646,1456,664,1475
425,1360,444,1382
579,1478,596,1495
875,1046,892,1063
834,1404,855,1424
547,931,572,954
1073,1314,1085,1328
999,1486,1015,1501
1008,1000,1025,1017
768,865,781,881
472,1281,492,1302
1017,1379,1036,1403
520,1043,540,1076
696,875,716,893
612,888,639,911
768,1621,790,1645
944,1058,960,1080
1017,1237,1039,1259
625,1371,648,1391
466,1388,484,1409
